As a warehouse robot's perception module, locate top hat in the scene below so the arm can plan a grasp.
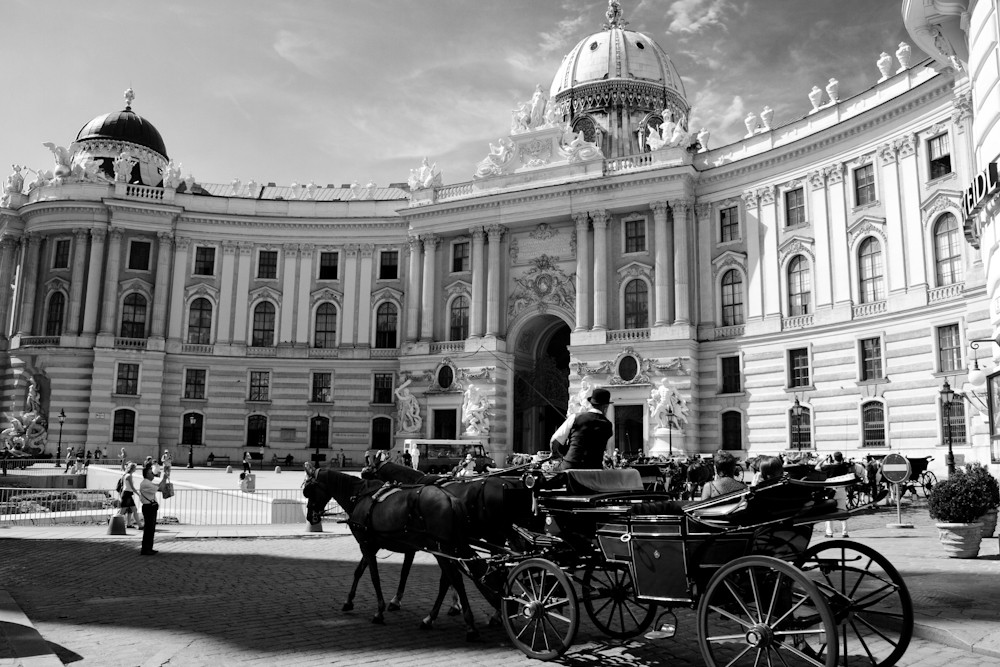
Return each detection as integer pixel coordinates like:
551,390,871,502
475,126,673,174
588,388,614,406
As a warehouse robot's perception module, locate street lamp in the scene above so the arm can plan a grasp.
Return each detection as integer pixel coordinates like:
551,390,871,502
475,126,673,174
312,416,323,466
665,404,674,457
792,398,803,452
54,409,65,467
187,414,197,469
941,380,955,476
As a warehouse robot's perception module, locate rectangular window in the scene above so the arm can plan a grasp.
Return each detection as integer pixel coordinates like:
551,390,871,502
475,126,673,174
318,251,339,280
194,246,216,276
855,164,876,206
379,251,398,280
720,206,738,242
937,324,962,372
257,250,278,279
249,371,270,401
115,363,139,395
784,188,805,227
624,219,646,253
372,373,394,404
184,368,206,400
53,239,71,269
788,348,810,388
720,356,741,394
946,400,967,446
452,242,470,272
312,372,332,403
860,337,883,381
929,133,952,180
128,241,151,271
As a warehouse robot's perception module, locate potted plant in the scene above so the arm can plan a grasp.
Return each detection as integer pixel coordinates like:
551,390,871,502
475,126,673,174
927,468,989,558
965,462,1000,538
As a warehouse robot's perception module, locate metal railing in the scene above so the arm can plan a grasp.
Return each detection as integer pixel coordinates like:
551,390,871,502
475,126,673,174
0,486,334,526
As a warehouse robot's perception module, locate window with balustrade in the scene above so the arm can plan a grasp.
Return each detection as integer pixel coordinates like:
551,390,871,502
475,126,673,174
187,298,213,345
314,303,337,348
721,270,744,326
787,255,811,316
623,279,648,329
251,302,276,347
933,213,963,287
120,293,147,338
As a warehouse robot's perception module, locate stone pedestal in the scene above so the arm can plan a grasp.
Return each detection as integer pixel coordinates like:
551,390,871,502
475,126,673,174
648,426,685,458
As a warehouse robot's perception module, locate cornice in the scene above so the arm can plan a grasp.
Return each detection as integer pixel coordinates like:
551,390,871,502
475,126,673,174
18,201,109,222
104,201,182,218
176,213,408,231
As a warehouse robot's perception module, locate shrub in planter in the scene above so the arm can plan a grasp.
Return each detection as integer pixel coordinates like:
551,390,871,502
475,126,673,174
965,462,1000,537
928,469,990,558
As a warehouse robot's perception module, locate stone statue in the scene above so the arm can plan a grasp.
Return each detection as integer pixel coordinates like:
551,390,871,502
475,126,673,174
826,78,840,104
567,376,594,416
660,110,677,144
473,137,514,179
559,129,603,162
895,41,911,72
744,112,758,137
183,174,196,192
0,376,48,456
29,169,53,191
877,51,893,80
408,157,442,191
163,161,183,189
543,97,561,128
42,142,73,180
760,106,774,131
808,86,824,112
645,124,668,152
1,165,24,207
230,178,242,195
394,379,422,434
647,379,689,430
697,128,710,152
511,102,530,134
462,384,491,436
528,84,547,128
113,152,138,183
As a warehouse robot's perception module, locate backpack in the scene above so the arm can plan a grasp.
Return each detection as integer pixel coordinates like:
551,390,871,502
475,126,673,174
116,477,124,493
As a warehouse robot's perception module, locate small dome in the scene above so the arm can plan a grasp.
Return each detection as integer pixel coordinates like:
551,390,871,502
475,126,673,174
75,89,167,159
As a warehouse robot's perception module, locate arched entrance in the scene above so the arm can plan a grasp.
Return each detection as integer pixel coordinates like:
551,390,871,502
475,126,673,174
510,314,571,454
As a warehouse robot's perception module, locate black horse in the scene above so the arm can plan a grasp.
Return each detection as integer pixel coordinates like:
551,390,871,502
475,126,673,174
302,467,483,639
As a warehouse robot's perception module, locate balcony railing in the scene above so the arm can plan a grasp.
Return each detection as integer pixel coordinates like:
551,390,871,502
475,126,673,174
429,341,465,354
714,325,745,339
852,301,887,318
308,348,340,358
607,328,650,342
182,343,214,354
371,348,399,358
114,337,147,350
928,283,962,303
247,346,277,357
604,153,655,173
123,184,165,201
18,336,59,347
782,314,813,330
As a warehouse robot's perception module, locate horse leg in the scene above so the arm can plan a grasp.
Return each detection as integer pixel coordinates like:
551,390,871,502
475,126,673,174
420,566,453,630
443,562,480,642
447,591,462,616
360,544,387,625
387,551,414,611
343,557,368,612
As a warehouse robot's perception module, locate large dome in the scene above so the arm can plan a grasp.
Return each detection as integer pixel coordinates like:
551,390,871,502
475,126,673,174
75,90,168,160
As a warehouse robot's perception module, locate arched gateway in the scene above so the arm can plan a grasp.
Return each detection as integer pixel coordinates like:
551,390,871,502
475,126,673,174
509,313,571,455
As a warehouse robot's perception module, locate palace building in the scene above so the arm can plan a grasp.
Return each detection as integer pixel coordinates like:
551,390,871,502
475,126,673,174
1,1,996,473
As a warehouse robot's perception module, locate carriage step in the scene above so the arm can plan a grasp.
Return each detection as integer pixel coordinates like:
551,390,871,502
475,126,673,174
513,524,564,548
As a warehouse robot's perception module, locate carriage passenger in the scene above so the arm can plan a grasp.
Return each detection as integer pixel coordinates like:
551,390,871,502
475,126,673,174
816,451,850,538
701,450,747,499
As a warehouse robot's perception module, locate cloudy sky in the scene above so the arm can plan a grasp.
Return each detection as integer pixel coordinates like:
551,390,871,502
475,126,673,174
3,0,921,190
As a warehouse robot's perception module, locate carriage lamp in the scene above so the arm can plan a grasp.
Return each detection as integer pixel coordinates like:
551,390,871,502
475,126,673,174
55,409,65,467
940,380,955,476
791,398,803,452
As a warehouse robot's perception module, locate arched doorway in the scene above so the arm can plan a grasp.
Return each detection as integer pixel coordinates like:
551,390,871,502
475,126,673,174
511,314,571,454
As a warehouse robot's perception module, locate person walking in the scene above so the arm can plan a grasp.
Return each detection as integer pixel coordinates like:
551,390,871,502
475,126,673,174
64,447,75,473
242,452,252,475
816,451,851,537
701,450,748,499
119,462,142,529
137,463,164,555
548,387,614,470
120,448,127,471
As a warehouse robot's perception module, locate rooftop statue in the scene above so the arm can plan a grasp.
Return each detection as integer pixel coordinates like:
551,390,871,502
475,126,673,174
42,142,73,179
1,165,24,207
511,84,551,134
113,152,138,183
473,137,514,180
162,161,183,189
408,157,442,191
877,51,893,81
559,127,604,162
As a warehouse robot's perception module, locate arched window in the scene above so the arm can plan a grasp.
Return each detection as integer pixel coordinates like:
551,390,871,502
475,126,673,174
187,298,213,345
372,416,392,450
310,416,330,449
45,292,65,336
247,414,268,448
251,302,276,347
623,279,648,329
861,401,885,448
721,270,744,326
721,411,742,451
112,409,136,443
449,296,469,341
120,293,148,338
787,255,811,316
790,405,812,450
314,303,337,348
375,302,398,348
934,213,963,286
858,237,884,304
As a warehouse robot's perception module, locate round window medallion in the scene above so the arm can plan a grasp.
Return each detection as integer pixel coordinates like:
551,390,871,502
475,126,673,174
438,366,454,390
590,41,599,51
636,41,645,50
618,356,638,382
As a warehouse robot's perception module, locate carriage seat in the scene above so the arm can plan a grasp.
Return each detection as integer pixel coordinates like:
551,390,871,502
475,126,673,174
565,469,643,494
686,480,837,527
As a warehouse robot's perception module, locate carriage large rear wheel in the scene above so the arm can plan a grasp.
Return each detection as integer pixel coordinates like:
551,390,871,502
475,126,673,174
582,563,657,639
502,557,579,661
796,540,913,666
698,555,838,666
916,471,937,498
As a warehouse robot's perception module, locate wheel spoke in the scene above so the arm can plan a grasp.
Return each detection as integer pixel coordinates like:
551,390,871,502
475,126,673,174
846,615,880,664
723,579,758,621
705,604,754,631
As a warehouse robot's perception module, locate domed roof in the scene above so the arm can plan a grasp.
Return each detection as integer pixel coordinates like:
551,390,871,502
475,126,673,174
75,89,168,159
549,2,686,105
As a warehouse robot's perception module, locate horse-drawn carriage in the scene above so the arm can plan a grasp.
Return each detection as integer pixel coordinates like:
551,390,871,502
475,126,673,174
303,462,913,665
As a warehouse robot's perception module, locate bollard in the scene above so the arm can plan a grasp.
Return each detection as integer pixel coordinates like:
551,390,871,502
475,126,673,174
107,515,127,535
226,465,233,474
274,466,281,474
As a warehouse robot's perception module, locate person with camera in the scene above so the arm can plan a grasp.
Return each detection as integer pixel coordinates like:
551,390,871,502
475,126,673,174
137,462,167,555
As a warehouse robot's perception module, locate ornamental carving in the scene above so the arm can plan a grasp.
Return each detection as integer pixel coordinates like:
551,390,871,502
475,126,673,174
458,366,495,383
569,229,577,257
617,261,653,286
507,254,576,320
570,359,614,377
519,138,552,168
371,286,403,308
186,282,220,302
310,287,343,309
360,244,375,258
508,238,519,262
921,193,961,228
694,203,711,220
847,218,887,249
824,163,844,184
778,238,816,268
952,91,972,128
609,347,650,386
711,250,747,279
741,190,758,208
877,143,897,165
808,170,825,190
248,285,282,306
757,186,775,206
642,356,689,375
530,223,558,240
895,133,916,158
238,241,254,256
427,358,462,393
445,280,471,298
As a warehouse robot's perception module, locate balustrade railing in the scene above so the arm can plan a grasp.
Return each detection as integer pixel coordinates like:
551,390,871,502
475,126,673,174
182,343,214,354
247,346,277,357
928,283,962,303
606,328,650,342
370,348,399,358
308,348,340,358
782,314,813,330
429,341,465,354
115,337,147,349
124,184,165,201
852,301,887,318
18,336,59,347
714,325,745,339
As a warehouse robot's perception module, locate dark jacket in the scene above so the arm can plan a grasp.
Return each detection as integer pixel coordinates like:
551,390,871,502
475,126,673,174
563,411,613,469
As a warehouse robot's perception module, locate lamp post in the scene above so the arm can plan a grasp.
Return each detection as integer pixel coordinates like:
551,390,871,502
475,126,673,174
187,414,196,469
941,380,955,476
54,409,65,467
792,398,803,452
666,404,674,457
312,416,322,466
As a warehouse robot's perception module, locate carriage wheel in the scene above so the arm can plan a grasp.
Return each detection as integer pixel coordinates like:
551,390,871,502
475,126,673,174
846,485,872,510
796,540,912,666
698,555,838,667
917,471,937,498
581,563,657,639
502,558,579,661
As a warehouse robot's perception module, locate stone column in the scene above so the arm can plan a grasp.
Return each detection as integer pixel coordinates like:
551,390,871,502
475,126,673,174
694,202,713,324
98,227,124,336
651,202,670,326
63,229,89,336
825,164,850,305
150,232,173,339
0,237,17,337
757,188,780,318
591,211,609,331
231,243,253,344
420,234,439,341
485,224,504,336
15,234,40,336
341,245,359,346
405,236,422,342
470,228,486,337
356,244,374,346
166,237,189,341
573,213,591,331
896,134,926,286
742,190,764,319
671,200,692,324
808,170,833,309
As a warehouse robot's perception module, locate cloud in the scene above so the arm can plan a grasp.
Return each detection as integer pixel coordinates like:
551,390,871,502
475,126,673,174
272,29,340,78
538,14,588,55
689,88,747,146
667,0,731,34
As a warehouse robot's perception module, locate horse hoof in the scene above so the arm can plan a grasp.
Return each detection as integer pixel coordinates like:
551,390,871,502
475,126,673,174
387,601,400,612
466,630,481,643
419,620,433,631
342,603,354,612
371,616,385,625
447,606,461,617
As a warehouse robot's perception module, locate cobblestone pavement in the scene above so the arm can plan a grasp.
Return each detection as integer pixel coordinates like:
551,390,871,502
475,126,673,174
0,518,996,667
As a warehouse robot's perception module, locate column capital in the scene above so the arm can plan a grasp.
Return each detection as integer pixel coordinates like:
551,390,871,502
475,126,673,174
670,199,693,215
0,236,16,250
238,241,254,256
755,186,774,206
360,243,375,258
408,235,422,251
222,240,239,255
174,235,191,250
157,231,174,250
808,169,826,190
422,234,440,250
741,190,758,208
108,226,125,242
694,202,711,221
824,162,844,184
299,243,315,258
877,141,898,165
485,224,505,240
650,201,669,217
74,228,90,241
589,210,608,227
572,212,590,228
470,226,485,242
285,243,301,258
895,132,916,158
345,243,359,257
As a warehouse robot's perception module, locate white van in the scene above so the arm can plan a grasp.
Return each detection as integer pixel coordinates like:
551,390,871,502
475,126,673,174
403,439,493,474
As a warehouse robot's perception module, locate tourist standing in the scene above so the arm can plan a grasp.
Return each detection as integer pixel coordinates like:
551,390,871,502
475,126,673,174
137,463,164,555
816,452,851,538
242,452,252,475
119,462,142,529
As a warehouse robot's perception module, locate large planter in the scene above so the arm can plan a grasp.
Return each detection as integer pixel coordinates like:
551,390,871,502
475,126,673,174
980,508,998,538
936,522,983,558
